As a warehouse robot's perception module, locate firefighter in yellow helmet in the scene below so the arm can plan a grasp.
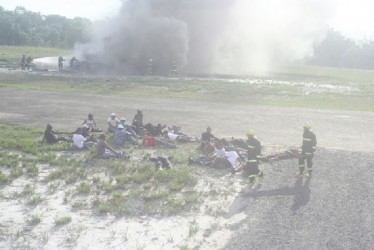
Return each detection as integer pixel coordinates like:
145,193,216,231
298,122,317,177
243,129,264,185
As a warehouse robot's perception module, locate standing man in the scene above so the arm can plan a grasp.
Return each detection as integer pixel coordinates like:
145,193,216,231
298,122,317,177
243,129,263,185
58,56,65,71
21,55,26,70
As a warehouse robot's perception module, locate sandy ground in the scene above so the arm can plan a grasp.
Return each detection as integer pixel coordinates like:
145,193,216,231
0,83,374,249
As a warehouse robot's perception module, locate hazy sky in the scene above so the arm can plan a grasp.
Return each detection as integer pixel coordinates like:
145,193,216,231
1,0,374,40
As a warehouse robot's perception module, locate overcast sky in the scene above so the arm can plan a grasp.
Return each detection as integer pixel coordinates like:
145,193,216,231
1,0,374,40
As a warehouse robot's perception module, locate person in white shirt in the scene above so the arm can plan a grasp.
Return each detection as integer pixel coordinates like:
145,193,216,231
107,113,120,133
72,128,95,149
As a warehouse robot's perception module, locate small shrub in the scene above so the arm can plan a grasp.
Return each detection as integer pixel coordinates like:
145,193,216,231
55,215,72,225
28,214,41,225
0,171,9,184
10,166,23,178
25,163,39,176
27,194,42,206
77,181,90,194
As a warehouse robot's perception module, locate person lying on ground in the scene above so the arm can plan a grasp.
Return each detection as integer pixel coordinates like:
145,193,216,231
96,134,128,159
72,127,95,149
164,128,198,143
189,142,239,170
82,113,102,132
107,113,120,133
114,124,138,146
41,124,71,144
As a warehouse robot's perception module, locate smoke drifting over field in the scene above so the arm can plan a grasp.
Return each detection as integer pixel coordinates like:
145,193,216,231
77,0,333,75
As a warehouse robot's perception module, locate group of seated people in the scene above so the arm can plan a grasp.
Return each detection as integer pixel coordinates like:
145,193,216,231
40,111,242,170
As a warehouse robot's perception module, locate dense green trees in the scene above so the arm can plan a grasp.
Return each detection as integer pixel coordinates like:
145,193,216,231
0,6,92,48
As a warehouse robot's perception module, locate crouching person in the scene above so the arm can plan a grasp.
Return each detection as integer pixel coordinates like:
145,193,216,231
96,134,128,159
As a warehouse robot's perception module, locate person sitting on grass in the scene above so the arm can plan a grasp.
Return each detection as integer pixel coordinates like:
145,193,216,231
82,113,102,132
200,127,218,155
72,127,95,150
96,134,128,159
114,124,138,146
41,124,71,144
107,113,120,133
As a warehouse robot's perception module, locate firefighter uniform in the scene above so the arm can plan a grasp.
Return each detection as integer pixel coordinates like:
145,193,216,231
244,129,263,183
298,122,317,176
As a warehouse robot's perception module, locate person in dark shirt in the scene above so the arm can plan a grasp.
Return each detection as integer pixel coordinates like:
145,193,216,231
41,124,70,144
298,122,317,177
200,127,218,155
243,129,263,185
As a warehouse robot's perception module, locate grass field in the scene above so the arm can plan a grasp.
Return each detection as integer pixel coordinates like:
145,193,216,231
0,45,373,112
0,45,72,64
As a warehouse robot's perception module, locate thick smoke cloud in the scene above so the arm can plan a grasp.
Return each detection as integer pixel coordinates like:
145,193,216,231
77,0,333,76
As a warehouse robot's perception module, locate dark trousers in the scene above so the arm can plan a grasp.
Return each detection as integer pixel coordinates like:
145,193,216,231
298,153,313,173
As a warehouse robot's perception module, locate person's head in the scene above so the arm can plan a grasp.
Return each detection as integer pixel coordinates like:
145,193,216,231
137,109,142,114
246,128,255,138
207,127,212,133
120,117,126,123
99,133,106,140
46,124,52,131
303,122,312,131
110,113,116,119
88,113,93,119
215,141,224,149
75,127,82,134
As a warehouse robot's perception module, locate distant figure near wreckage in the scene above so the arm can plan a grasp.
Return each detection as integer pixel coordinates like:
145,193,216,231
147,58,153,75
58,56,65,71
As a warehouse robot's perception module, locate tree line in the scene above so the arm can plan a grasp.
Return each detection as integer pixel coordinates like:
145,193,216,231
307,30,374,70
1,6,373,70
0,6,92,48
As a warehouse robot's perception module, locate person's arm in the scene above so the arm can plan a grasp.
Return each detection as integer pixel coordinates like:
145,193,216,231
105,142,117,154
82,119,87,125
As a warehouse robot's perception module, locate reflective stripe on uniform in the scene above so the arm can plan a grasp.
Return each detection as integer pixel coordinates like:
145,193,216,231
247,160,257,163
299,165,305,168
305,152,312,155
247,145,255,149
256,155,263,159
248,174,257,178
303,138,312,141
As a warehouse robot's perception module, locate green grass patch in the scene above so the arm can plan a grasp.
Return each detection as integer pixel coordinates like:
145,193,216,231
0,45,73,64
0,65,373,111
54,215,72,225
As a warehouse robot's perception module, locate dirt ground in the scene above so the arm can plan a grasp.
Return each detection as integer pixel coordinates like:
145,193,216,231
0,82,374,249
0,88,373,152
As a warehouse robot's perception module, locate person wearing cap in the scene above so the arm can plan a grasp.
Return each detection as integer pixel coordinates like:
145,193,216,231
107,113,120,133
114,124,138,146
298,122,317,177
243,129,263,185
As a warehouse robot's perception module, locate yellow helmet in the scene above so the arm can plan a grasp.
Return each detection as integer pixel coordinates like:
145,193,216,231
246,128,255,136
303,122,312,130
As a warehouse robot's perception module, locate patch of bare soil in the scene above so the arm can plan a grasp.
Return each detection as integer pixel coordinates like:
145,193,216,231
0,80,373,249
